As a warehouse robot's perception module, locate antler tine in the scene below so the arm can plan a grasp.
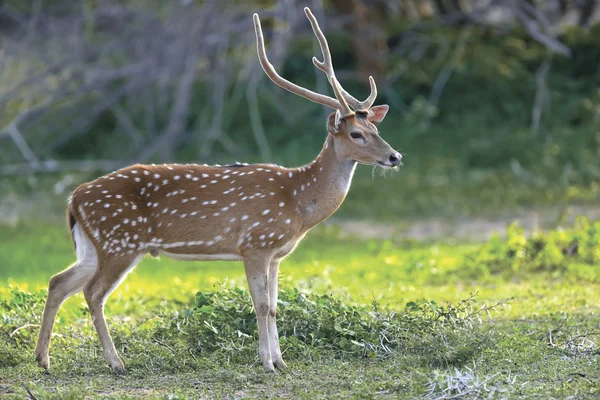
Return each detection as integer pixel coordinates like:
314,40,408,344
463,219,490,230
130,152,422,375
303,7,353,117
305,7,378,111
253,13,345,113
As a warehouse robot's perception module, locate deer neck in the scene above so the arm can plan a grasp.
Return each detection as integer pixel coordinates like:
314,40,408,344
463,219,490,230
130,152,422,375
294,134,357,230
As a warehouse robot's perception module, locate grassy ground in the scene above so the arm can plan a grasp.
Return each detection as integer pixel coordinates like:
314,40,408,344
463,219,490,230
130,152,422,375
0,222,599,399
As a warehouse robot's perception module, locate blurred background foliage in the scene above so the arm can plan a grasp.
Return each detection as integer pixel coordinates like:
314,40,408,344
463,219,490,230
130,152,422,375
1,0,600,221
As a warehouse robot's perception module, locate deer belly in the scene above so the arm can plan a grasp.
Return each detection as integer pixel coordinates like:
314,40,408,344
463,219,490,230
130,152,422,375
158,250,242,261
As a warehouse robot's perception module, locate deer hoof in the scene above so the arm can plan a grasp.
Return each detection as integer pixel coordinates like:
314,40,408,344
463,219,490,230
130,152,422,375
110,360,127,376
263,361,276,373
35,353,49,370
274,358,288,371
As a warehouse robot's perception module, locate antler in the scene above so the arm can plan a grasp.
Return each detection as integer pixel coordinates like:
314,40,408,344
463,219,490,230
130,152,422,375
304,7,378,112
253,10,354,117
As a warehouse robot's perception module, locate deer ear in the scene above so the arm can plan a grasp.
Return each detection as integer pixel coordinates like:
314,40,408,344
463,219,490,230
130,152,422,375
367,105,389,125
327,111,344,134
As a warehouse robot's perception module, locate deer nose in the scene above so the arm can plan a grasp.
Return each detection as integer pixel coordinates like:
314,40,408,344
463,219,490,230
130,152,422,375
389,152,402,166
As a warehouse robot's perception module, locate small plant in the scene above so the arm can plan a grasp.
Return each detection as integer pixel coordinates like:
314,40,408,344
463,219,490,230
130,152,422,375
424,365,515,399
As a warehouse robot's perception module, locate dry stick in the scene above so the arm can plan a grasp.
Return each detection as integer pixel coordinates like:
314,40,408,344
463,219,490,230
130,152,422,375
23,386,38,400
531,55,552,137
9,324,40,337
247,72,273,161
7,124,39,164
151,337,176,354
0,98,56,163
511,0,571,57
111,104,144,147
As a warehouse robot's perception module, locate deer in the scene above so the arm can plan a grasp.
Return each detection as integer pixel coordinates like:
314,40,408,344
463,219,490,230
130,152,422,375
35,7,401,374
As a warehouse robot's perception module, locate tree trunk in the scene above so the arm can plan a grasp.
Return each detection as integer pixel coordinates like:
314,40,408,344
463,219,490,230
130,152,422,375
578,0,595,27
558,0,568,15
432,0,449,15
329,0,389,85
449,0,463,14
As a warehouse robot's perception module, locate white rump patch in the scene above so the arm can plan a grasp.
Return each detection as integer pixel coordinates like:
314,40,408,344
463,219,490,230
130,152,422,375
73,223,98,271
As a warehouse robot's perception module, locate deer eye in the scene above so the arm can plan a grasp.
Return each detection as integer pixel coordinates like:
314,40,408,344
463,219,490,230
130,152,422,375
350,132,363,139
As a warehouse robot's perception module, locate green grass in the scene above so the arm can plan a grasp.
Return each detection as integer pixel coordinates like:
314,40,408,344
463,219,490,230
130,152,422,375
1,222,599,399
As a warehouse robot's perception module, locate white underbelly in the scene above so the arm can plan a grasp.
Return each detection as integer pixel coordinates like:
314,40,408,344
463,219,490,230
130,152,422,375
158,250,243,262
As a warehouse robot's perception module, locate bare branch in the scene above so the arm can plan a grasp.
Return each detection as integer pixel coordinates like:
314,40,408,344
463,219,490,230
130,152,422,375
510,0,571,57
7,124,39,164
110,104,144,147
531,55,552,136
247,73,273,161
0,159,129,176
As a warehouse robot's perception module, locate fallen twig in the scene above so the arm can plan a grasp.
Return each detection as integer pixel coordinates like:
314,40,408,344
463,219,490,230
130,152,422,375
10,324,40,337
151,337,176,354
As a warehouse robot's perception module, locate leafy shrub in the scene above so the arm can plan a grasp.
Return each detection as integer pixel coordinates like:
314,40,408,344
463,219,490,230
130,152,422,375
164,288,500,368
0,285,500,371
464,217,600,278
0,286,47,367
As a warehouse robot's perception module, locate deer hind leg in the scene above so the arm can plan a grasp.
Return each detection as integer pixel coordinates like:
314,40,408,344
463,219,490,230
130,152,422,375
36,223,97,370
83,253,142,375
268,259,287,370
244,254,275,372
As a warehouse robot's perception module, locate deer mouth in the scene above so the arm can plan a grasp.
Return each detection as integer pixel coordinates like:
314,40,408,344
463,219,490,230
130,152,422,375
376,160,399,169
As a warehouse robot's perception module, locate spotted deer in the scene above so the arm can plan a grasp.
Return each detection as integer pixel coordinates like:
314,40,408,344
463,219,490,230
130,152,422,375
35,7,401,374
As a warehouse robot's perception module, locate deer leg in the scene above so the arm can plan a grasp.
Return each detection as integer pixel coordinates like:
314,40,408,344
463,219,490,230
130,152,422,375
268,258,287,370
36,223,97,370
244,254,275,372
35,261,96,369
83,254,141,375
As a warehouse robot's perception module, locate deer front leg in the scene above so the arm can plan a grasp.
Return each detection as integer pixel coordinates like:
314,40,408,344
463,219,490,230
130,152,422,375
268,258,287,370
243,254,275,372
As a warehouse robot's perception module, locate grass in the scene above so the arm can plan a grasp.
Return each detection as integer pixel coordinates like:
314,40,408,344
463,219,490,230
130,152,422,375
0,222,599,399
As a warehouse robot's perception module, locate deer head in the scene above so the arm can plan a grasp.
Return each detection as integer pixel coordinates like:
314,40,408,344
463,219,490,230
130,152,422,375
253,7,402,169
